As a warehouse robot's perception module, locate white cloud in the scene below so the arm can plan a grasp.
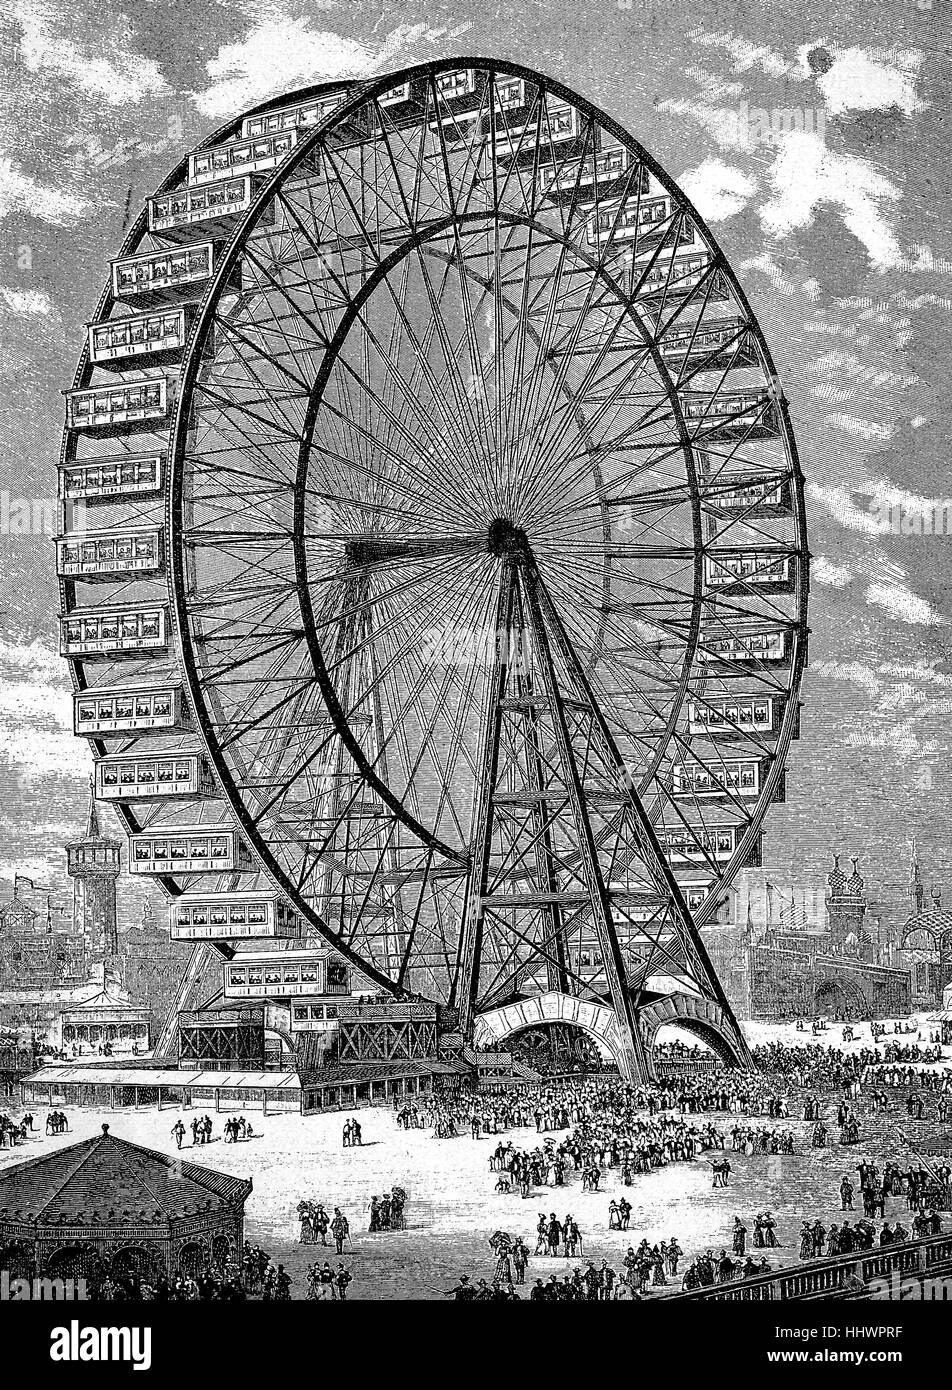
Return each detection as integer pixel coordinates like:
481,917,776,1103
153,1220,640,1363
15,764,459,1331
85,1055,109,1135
655,97,751,153
0,638,65,683
0,158,88,223
759,130,903,270
194,12,470,119
806,45,925,118
808,482,887,535
865,581,945,626
0,286,54,316
813,660,882,697
825,413,894,441
679,158,756,222
812,556,853,587
13,1,167,106
690,30,794,78
195,20,370,119
738,252,797,296
899,245,952,277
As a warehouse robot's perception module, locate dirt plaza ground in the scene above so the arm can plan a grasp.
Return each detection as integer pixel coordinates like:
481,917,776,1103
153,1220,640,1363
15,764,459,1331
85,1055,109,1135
1,1019,948,1299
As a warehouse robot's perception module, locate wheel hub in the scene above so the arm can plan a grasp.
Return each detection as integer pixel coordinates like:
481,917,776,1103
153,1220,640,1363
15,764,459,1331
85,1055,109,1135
487,517,529,559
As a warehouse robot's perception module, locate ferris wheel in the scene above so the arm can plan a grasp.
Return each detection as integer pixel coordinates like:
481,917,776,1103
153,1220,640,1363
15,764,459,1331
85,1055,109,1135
57,59,808,1078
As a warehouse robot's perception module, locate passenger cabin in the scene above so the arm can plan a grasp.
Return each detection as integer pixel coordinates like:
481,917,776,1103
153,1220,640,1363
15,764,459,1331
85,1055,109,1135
658,318,757,371
95,751,213,802
223,950,350,1000
699,464,791,517
58,453,164,503
697,625,791,666
538,145,649,206
87,308,195,369
73,684,184,736
672,758,783,804
169,891,303,942
687,694,780,738
704,552,794,593
129,825,250,875
241,90,348,138
656,823,763,869
188,128,300,186
427,67,480,137
59,603,168,658
148,177,273,242
66,377,172,434
111,243,220,307
679,389,780,441
634,252,727,304
56,525,163,581
587,196,694,249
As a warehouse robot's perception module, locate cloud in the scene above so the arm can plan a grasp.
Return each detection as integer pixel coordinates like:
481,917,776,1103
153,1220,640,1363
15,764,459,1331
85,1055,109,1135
812,556,853,587
759,131,903,270
813,660,881,697
655,96,751,153
825,413,894,441
805,45,926,118
679,158,756,221
738,252,798,296
0,640,88,790
814,657,952,764
689,30,794,78
0,157,88,223
13,0,167,106
193,10,471,119
865,581,945,626
808,482,888,535
0,286,55,316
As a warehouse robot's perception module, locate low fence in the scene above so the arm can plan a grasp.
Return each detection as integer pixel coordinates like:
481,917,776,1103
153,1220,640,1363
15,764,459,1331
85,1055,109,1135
665,1230,952,1300
654,1057,721,1078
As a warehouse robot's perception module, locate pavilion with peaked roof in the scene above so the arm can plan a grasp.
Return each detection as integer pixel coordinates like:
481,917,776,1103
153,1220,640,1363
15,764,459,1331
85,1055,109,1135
0,1123,252,1288
56,967,150,1056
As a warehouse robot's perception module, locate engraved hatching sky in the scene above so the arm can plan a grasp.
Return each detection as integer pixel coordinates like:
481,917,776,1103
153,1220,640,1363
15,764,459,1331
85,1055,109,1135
0,0,948,926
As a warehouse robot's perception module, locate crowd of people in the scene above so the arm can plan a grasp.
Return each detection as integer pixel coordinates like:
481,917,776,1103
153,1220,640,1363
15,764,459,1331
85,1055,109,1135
304,1261,354,1299
368,1187,407,1231
0,1111,30,1146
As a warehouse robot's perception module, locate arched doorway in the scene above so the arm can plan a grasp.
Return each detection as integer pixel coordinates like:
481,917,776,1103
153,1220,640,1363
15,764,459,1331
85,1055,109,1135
210,1236,231,1271
111,1246,159,1287
45,1243,106,1291
178,1242,207,1279
814,977,869,1021
639,993,752,1080
0,1239,33,1281
475,992,628,1070
507,1022,606,1077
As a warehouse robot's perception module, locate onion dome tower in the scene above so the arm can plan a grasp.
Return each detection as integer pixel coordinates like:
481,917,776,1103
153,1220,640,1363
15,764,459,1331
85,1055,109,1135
66,781,121,958
826,852,868,955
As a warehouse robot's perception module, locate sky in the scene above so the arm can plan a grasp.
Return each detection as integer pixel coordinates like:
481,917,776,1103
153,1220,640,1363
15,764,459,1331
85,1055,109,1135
0,0,949,928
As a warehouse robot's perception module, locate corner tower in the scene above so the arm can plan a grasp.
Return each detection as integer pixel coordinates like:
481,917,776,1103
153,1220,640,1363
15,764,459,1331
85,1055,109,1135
66,781,121,958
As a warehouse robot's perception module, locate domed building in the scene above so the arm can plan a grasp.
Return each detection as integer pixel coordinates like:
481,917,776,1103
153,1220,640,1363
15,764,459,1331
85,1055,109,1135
0,1124,251,1289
